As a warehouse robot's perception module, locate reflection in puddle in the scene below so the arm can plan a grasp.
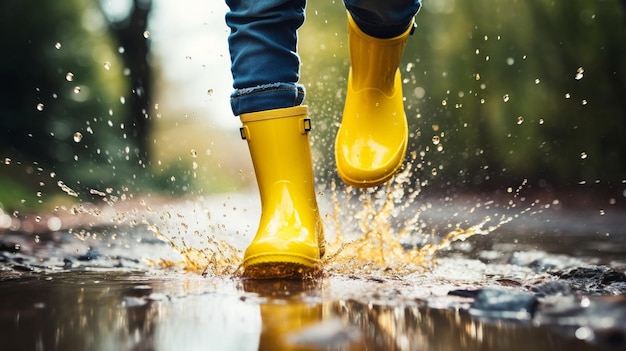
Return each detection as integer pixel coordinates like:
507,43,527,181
1,271,620,350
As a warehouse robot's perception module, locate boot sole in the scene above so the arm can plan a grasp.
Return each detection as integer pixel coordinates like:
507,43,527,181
243,255,322,279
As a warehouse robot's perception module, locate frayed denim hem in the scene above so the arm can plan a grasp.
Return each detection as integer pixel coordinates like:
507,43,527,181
230,82,305,116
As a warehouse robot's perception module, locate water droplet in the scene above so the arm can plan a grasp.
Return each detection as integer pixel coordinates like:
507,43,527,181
36,103,44,111
120,96,126,104
35,216,41,223
565,93,571,99
516,116,524,125
580,152,588,159
47,217,62,231
413,86,426,99
432,136,440,145
57,180,78,197
599,209,605,216
73,132,83,143
575,67,584,80
506,57,515,65
581,99,588,105
190,149,198,158
143,31,150,39
207,88,214,95
539,118,544,125
192,162,198,170
54,42,62,50
66,72,74,81
503,94,510,102
73,86,81,94
104,62,111,70
4,157,11,165
431,168,438,176
534,78,541,84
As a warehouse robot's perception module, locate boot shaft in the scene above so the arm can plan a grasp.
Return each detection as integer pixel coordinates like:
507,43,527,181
347,12,413,93
239,105,317,204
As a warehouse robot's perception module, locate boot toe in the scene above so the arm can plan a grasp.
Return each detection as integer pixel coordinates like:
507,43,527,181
336,135,407,187
336,139,407,187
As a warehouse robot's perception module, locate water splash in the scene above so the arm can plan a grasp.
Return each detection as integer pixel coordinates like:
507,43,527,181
149,225,241,276
142,197,249,276
320,161,514,276
40,161,519,279
146,163,519,276
128,152,523,278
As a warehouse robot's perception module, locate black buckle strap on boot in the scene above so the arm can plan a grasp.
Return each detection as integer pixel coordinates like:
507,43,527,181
302,118,311,133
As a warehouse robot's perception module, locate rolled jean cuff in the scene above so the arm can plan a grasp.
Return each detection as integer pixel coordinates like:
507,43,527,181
230,82,305,116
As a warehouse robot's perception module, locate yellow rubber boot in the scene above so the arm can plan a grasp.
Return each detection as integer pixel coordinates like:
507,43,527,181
335,13,414,187
239,106,324,279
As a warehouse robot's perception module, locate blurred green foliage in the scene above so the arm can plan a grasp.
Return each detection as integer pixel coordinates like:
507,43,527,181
0,1,133,210
0,0,176,211
303,0,626,195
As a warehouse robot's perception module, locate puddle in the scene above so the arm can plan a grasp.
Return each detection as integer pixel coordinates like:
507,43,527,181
1,267,624,350
1,189,625,350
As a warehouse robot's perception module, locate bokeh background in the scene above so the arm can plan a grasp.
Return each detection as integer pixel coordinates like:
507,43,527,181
1,0,625,212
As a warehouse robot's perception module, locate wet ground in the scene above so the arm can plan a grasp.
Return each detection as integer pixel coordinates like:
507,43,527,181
1,189,625,351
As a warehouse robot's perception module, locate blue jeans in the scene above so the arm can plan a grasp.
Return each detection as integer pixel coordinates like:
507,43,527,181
225,0,421,116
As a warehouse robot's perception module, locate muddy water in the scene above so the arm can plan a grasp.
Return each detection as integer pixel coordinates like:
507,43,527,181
1,192,625,350
0,271,616,351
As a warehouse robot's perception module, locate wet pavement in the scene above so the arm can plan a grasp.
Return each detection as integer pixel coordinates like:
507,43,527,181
1,190,625,351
